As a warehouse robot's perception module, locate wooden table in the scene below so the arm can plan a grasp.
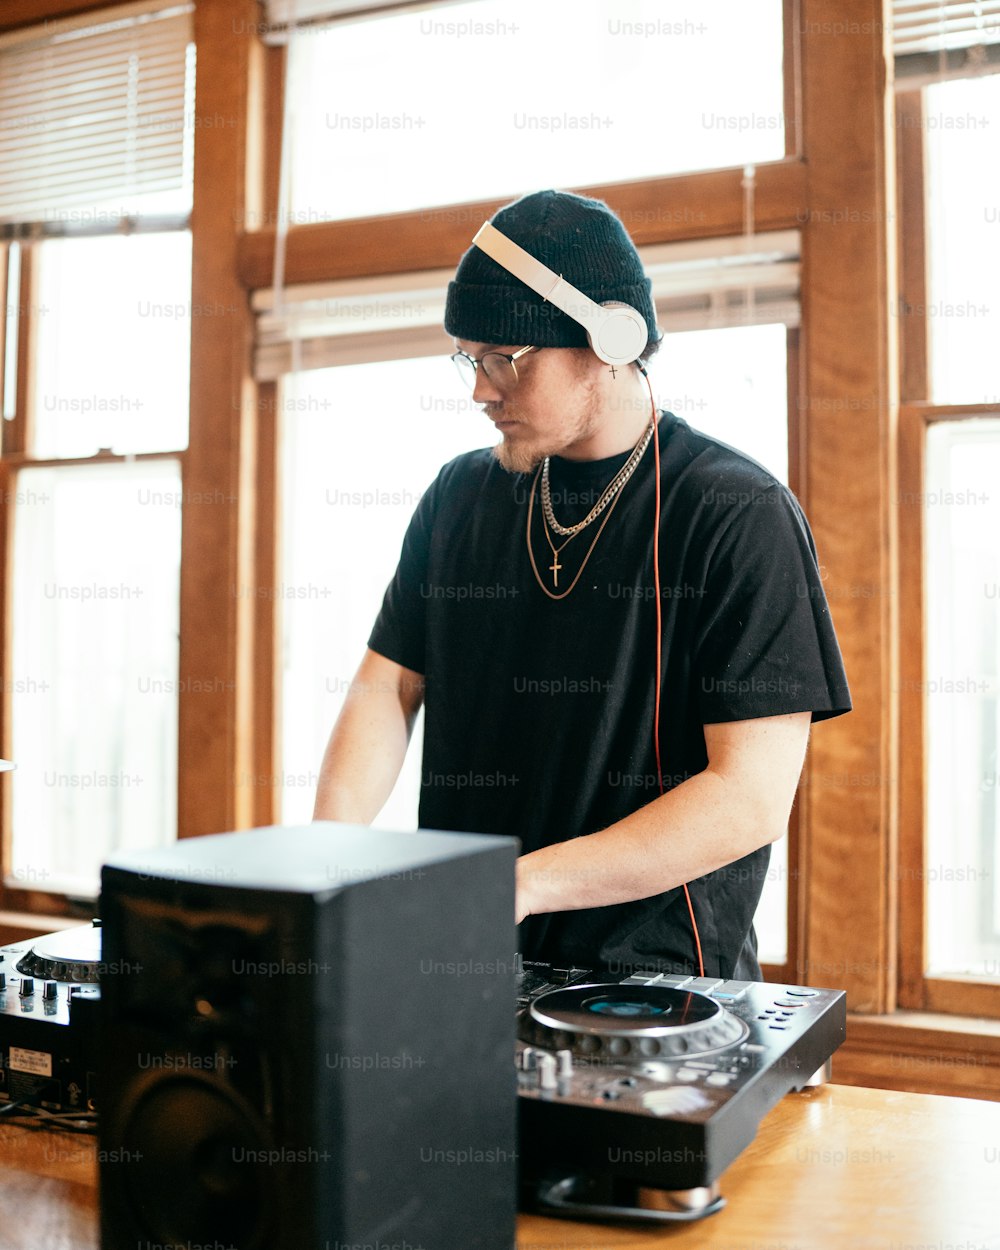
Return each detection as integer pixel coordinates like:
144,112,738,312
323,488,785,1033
3,1084,1000,1250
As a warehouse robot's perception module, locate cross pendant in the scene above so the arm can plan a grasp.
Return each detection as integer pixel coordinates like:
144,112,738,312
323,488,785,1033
549,553,562,587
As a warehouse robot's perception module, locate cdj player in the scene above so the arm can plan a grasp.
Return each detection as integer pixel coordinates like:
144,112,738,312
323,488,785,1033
516,960,846,1225
0,921,101,1117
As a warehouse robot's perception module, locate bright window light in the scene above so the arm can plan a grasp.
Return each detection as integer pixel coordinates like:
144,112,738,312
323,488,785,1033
924,75,1000,405
924,419,1000,979
32,233,192,457
284,0,785,224
9,460,181,896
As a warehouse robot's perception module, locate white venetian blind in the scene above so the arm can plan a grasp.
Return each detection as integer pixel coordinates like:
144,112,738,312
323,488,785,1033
252,232,800,381
893,2,1000,81
264,0,472,26
0,1,194,227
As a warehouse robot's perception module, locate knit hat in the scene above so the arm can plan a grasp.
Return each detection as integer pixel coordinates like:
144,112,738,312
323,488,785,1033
444,189,658,351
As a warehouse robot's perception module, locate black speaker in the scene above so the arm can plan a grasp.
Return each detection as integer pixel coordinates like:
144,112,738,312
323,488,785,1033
98,823,518,1250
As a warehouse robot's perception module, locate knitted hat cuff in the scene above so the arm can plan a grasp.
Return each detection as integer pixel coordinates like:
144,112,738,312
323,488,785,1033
444,279,654,348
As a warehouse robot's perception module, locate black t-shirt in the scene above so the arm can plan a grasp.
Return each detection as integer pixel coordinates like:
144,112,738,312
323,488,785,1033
368,412,851,979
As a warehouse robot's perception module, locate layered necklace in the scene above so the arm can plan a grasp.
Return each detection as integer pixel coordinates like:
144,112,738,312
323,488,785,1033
525,413,657,601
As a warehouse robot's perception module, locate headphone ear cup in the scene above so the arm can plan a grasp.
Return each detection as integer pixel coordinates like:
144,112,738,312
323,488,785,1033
590,302,649,366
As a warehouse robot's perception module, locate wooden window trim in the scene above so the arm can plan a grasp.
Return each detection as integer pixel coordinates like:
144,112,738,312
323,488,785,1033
794,0,898,1016
247,44,287,831
236,159,809,288
11,243,35,458
0,0,116,30
783,0,803,158
176,0,262,840
835,1010,1000,1102
896,90,930,403
760,325,808,988
250,381,281,830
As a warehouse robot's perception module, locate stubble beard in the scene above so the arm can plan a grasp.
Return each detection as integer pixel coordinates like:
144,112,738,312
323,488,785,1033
491,436,543,475
488,384,602,476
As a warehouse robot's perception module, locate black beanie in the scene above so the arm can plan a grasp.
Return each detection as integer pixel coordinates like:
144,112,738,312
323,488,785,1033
444,189,658,351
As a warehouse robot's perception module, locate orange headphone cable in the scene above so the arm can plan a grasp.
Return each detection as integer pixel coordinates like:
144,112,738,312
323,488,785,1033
642,368,705,979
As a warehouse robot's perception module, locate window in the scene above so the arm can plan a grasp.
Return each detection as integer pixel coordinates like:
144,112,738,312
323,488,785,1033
279,0,785,225
0,3,194,901
10,460,181,895
31,233,192,457
923,74,1000,404
924,420,1000,981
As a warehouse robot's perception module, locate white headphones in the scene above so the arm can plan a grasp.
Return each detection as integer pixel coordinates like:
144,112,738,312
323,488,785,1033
472,221,649,369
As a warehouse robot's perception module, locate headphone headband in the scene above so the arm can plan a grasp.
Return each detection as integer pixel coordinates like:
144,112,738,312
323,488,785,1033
471,221,649,368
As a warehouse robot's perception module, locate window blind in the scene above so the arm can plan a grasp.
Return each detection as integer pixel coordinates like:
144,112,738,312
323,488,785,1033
261,0,475,42
0,2,195,228
894,1,1000,82
264,0,469,24
251,232,800,381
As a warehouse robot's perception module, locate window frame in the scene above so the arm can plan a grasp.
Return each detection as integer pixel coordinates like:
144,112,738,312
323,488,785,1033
898,400,1000,1021
895,67,1000,1021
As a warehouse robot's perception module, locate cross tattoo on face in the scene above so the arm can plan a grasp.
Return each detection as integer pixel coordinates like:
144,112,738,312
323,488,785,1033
549,552,562,586
609,364,618,379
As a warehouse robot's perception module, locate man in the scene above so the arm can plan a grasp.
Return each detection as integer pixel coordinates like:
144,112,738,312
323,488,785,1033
314,189,851,981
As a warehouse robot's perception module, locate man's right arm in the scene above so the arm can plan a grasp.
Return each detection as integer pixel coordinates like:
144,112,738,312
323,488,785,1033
312,647,425,825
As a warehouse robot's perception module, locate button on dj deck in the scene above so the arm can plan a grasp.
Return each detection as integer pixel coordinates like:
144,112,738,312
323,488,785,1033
711,980,752,1001
626,974,692,988
684,977,723,992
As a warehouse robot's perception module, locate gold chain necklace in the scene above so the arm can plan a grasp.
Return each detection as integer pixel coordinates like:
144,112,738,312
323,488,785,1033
525,457,631,601
541,415,656,537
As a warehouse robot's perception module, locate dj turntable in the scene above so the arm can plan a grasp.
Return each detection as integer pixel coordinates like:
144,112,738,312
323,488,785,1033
0,921,101,1115
516,961,847,1225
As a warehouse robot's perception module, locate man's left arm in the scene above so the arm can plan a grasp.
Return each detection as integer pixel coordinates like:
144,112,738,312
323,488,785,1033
515,711,811,923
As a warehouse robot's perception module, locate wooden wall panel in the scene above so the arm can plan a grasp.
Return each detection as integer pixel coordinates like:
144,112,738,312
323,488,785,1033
177,0,261,838
798,0,898,1011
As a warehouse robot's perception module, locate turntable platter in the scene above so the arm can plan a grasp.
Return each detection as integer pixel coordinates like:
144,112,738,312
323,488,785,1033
522,983,748,1059
15,921,102,983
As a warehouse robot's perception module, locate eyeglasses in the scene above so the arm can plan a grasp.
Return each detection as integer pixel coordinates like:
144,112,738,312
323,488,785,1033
450,345,540,391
